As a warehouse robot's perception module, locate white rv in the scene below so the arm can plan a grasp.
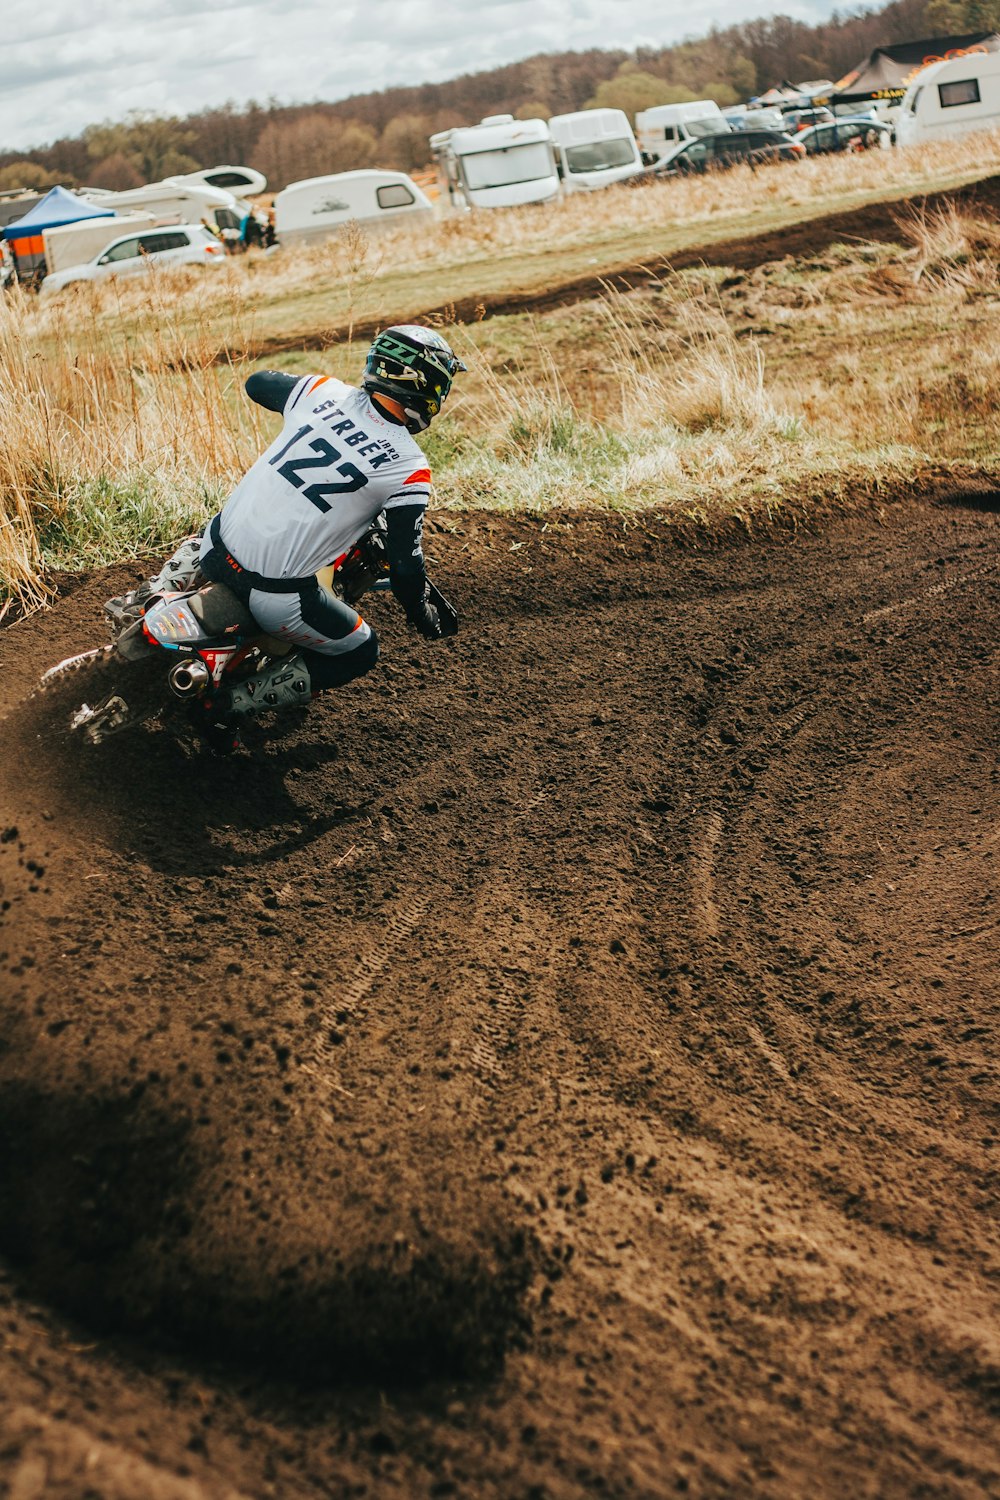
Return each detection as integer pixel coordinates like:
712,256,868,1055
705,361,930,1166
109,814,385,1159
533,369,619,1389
548,108,644,191
81,181,241,235
430,116,560,210
895,50,1000,145
635,100,730,163
169,165,267,196
273,170,433,245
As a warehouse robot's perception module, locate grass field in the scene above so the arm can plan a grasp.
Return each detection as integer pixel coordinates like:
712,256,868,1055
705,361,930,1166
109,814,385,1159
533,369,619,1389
3,136,1000,610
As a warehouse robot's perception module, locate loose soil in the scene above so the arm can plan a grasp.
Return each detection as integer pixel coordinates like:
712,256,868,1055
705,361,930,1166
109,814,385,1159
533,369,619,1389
1,490,999,1498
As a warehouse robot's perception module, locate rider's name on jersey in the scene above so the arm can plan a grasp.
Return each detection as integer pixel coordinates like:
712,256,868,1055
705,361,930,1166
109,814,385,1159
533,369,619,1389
311,398,398,468
215,375,431,581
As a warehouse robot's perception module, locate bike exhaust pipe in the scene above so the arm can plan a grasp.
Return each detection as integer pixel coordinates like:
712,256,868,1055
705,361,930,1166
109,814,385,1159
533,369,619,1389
168,658,211,698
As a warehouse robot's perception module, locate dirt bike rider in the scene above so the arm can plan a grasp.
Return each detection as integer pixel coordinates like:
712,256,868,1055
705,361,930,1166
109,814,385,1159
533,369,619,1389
111,325,465,748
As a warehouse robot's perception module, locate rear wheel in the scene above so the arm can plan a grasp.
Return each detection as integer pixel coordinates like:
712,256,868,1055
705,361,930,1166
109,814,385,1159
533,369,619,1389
36,646,164,745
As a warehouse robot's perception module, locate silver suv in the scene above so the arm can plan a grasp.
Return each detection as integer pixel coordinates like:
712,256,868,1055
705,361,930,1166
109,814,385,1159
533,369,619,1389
40,223,227,295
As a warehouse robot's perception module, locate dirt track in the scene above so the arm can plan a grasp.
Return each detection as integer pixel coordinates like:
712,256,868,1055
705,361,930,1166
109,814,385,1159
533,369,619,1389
1,492,999,1498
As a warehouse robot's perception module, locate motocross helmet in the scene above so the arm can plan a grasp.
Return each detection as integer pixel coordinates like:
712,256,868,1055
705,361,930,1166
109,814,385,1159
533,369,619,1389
362,324,466,434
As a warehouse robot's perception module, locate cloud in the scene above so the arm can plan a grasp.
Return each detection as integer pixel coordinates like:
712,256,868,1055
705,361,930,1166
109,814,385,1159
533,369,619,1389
1,0,835,150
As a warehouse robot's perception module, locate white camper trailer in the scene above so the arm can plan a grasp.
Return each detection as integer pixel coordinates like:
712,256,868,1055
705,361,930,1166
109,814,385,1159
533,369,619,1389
169,165,267,196
547,108,644,190
81,181,241,235
273,170,432,245
895,50,1000,145
42,213,159,275
430,116,560,210
635,100,729,163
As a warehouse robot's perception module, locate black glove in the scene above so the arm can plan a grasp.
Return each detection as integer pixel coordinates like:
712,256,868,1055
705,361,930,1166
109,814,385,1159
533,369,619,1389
405,595,442,639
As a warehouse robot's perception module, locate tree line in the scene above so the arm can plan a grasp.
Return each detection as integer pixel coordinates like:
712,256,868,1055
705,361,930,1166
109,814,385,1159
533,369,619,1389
1,0,997,194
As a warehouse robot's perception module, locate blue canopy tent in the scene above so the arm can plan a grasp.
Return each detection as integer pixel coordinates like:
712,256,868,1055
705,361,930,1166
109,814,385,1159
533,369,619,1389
3,186,115,282
2,185,115,241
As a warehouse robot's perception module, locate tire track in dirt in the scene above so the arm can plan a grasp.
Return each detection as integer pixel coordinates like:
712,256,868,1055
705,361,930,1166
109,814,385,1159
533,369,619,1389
301,892,432,1103
446,779,558,1122
562,517,1000,1495
1,503,999,1498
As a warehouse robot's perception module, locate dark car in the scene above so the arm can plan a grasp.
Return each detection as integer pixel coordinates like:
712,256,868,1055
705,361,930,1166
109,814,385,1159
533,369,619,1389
797,118,894,154
654,129,806,175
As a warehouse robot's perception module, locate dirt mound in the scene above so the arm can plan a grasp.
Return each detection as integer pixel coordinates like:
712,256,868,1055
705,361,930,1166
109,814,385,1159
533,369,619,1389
1,494,999,1497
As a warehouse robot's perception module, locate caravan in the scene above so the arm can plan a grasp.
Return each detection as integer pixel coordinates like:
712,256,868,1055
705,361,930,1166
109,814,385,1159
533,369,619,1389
430,116,560,210
81,181,243,236
169,166,267,196
635,101,729,163
896,50,1000,144
548,109,644,191
273,170,432,245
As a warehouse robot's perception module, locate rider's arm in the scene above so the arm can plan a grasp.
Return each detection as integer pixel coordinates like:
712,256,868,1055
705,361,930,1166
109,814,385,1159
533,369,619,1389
244,370,301,414
384,503,440,638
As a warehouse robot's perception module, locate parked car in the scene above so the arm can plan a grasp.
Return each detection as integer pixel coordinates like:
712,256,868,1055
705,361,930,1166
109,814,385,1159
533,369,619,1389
40,223,226,295
651,129,806,175
798,118,894,154
780,106,836,133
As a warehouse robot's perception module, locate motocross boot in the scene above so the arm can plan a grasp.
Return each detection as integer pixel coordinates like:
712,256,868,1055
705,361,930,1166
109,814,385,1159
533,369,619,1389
105,536,206,627
190,655,313,754
222,654,313,718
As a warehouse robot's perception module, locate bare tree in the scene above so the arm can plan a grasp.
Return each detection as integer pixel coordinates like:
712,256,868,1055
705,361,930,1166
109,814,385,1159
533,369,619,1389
252,113,380,189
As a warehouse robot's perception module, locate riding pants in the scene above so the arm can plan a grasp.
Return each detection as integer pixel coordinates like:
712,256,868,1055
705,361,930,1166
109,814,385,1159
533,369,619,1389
199,518,379,691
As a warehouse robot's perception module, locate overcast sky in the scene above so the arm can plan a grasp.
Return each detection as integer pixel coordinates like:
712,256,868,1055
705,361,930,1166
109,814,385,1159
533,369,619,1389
3,0,837,153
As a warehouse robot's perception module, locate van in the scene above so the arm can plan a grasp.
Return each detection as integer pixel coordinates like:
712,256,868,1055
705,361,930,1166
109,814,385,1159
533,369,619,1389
273,170,433,245
430,117,560,210
635,101,730,163
548,108,644,191
896,49,1000,145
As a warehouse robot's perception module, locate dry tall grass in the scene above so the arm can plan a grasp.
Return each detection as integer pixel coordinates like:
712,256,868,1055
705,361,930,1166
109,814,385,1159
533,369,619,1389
426,287,913,522
894,198,1000,291
4,185,999,607
0,266,261,612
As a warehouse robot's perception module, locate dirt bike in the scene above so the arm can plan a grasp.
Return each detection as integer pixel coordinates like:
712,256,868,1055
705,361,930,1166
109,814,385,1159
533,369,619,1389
37,515,458,748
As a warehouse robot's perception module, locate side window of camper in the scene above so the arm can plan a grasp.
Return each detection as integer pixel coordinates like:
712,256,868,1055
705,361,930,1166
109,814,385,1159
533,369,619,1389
663,125,679,142
939,78,980,108
376,183,416,210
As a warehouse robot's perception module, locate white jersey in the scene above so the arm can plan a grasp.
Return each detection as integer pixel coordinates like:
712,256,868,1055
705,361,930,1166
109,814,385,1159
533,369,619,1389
217,375,432,580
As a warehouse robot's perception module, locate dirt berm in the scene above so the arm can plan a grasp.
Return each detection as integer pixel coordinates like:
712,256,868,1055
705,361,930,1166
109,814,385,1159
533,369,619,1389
0,486,998,1497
